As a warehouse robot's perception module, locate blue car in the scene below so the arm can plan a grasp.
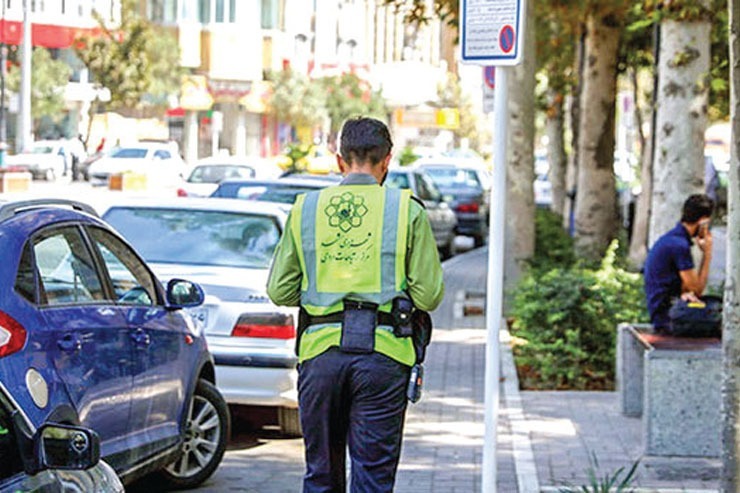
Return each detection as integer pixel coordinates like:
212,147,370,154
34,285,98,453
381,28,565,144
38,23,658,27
0,199,229,489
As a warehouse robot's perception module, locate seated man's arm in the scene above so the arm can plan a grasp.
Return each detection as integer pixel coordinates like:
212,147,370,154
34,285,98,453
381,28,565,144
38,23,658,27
679,229,712,296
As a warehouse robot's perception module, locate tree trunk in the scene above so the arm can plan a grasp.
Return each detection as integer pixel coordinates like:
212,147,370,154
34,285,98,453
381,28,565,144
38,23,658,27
628,68,653,269
563,28,585,233
721,1,740,489
573,11,621,262
649,17,711,244
546,89,567,216
504,0,536,295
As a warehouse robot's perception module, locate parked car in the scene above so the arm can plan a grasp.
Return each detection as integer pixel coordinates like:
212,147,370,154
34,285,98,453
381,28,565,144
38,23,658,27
177,157,258,197
101,198,301,436
0,199,229,489
386,166,458,258
415,159,490,247
210,175,341,205
0,381,124,492
87,142,186,187
5,140,72,181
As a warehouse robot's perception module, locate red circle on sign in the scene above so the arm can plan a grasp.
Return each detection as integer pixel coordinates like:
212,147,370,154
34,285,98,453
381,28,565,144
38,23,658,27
499,25,515,54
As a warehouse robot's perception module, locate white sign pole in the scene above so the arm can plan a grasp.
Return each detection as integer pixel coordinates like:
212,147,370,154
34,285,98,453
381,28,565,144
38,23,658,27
459,2,523,491
482,66,508,493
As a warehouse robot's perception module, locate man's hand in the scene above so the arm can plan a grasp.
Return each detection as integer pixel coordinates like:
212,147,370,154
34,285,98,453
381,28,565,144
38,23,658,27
681,291,701,303
696,221,713,254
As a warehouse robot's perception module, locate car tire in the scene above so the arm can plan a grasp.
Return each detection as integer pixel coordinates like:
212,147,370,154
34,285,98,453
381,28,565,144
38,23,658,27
474,234,485,248
44,168,55,181
158,379,230,489
278,406,302,437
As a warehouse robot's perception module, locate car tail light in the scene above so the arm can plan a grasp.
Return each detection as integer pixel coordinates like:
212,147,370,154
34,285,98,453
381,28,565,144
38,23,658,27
231,313,295,339
456,202,479,213
176,188,188,197
0,311,27,357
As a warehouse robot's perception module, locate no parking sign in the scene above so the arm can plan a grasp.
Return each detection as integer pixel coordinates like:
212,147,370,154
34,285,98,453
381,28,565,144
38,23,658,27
461,0,525,65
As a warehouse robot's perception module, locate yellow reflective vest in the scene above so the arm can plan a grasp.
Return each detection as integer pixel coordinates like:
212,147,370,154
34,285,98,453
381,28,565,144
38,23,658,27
291,184,416,366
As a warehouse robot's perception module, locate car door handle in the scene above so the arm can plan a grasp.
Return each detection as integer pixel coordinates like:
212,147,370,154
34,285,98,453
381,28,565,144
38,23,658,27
131,328,151,347
57,334,81,352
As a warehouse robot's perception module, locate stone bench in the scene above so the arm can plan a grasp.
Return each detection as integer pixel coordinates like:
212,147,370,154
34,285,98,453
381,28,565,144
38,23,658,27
616,323,721,457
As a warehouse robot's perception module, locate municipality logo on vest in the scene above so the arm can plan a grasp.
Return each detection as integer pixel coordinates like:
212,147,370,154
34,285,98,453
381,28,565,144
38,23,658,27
324,192,368,232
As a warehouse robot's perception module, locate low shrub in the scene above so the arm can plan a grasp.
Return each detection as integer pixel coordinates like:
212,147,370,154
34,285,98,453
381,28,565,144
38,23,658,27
510,241,649,390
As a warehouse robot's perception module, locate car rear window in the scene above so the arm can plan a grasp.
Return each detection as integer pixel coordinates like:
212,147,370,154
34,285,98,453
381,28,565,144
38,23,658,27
111,148,148,159
424,167,482,189
104,208,281,269
189,165,254,183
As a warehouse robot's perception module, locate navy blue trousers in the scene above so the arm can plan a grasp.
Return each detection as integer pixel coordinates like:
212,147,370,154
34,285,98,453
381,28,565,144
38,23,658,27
298,347,410,493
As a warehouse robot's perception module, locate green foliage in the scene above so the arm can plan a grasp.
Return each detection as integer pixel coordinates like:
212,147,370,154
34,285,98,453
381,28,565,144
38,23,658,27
397,146,421,167
144,27,185,107
267,68,327,129
319,73,387,136
7,48,71,127
282,142,314,173
511,240,649,390
559,453,639,493
74,0,154,109
529,209,576,272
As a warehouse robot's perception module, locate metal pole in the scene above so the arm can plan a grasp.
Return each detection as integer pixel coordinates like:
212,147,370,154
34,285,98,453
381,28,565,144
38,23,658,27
482,66,508,493
16,0,30,152
0,0,7,166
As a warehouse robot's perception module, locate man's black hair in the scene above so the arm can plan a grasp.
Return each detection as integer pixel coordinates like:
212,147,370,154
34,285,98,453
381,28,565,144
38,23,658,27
339,117,392,166
681,194,715,223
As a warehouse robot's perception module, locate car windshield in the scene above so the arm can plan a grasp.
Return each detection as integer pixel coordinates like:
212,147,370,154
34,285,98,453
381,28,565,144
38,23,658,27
111,148,148,159
103,207,281,269
423,167,482,189
188,165,254,183
31,145,54,154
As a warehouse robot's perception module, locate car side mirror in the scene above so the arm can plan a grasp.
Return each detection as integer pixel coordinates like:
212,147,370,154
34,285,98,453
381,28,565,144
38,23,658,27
166,279,204,309
34,423,101,472
11,411,101,476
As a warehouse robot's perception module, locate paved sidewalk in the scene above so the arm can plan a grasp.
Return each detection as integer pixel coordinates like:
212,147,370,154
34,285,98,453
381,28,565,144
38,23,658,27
406,246,721,493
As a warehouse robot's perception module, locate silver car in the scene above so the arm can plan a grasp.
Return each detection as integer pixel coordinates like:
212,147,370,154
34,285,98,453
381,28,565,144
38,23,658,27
101,198,301,436
386,166,458,258
0,382,123,493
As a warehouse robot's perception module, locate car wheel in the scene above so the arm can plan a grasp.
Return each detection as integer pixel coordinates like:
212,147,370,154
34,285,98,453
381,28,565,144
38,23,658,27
474,234,485,248
278,406,302,437
44,168,55,181
158,379,230,489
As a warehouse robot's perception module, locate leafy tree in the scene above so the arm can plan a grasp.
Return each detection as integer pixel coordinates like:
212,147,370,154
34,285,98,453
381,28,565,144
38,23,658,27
319,73,386,142
267,68,327,135
7,48,71,132
74,0,153,110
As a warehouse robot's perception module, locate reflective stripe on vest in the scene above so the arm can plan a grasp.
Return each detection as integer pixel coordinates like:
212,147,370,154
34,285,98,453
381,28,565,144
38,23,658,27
297,185,410,316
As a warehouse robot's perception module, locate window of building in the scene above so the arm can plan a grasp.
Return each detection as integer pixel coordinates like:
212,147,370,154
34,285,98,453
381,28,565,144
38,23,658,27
261,0,282,29
149,0,178,23
198,0,210,23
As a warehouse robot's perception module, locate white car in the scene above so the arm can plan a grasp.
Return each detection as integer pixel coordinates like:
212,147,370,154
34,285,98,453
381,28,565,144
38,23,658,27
176,156,260,197
88,142,186,187
100,198,301,435
5,140,71,180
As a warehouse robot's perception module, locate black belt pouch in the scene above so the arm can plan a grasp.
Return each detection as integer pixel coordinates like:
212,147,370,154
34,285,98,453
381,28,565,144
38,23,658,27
340,301,377,353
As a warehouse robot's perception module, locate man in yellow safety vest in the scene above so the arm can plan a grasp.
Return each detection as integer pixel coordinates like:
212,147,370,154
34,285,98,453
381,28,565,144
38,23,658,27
267,117,444,492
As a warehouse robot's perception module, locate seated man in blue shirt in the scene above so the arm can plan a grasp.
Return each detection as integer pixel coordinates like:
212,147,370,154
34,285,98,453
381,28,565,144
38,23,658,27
643,194,714,333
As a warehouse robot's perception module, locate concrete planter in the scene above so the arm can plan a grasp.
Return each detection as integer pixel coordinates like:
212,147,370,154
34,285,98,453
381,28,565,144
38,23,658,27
109,172,147,191
0,170,32,193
